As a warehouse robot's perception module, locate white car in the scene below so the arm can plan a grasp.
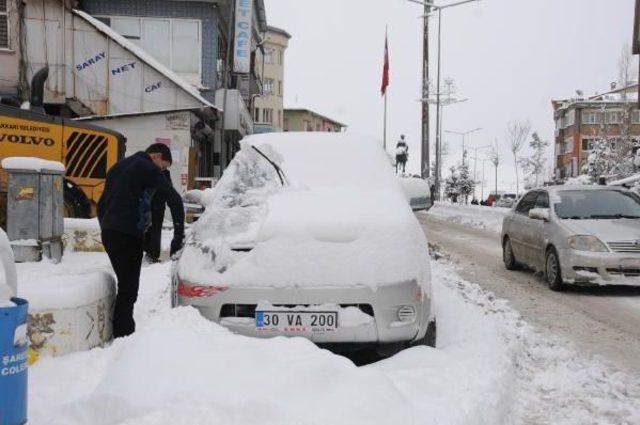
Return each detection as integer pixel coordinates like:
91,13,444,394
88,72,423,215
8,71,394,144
502,185,640,289
172,132,436,356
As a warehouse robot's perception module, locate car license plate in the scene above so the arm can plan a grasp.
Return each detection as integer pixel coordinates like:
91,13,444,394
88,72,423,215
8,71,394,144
255,311,338,333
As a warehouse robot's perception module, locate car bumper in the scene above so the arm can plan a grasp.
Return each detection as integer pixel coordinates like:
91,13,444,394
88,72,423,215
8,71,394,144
173,278,432,344
558,249,640,286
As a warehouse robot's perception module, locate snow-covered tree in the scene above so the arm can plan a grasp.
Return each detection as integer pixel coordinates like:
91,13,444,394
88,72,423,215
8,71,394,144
444,166,460,203
519,131,549,187
457,152,475,204
507,120,531,196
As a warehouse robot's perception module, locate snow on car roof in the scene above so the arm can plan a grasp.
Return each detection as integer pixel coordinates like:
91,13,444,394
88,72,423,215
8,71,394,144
179,132,430,289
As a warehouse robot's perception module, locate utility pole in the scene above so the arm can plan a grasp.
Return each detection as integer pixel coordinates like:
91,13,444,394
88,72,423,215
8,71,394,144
421,3,431,179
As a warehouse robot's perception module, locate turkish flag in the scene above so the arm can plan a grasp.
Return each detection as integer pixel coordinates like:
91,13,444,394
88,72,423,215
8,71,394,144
381,34,389,96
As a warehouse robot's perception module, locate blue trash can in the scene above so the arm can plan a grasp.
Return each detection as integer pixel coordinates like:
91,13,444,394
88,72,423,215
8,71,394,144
0,297,28,425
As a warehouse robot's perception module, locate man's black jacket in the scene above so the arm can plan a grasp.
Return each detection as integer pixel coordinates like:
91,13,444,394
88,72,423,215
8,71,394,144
98,152,185,239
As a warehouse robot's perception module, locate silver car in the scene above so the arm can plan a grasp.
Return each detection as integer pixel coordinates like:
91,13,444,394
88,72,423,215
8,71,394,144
501,185,640,290
172,132,436,355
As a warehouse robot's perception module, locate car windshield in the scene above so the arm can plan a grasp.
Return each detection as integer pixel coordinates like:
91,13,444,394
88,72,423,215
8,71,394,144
554,190,640,219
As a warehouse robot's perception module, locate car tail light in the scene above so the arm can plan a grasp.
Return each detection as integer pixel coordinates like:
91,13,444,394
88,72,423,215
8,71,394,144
397,306,416,322
177,282,229,298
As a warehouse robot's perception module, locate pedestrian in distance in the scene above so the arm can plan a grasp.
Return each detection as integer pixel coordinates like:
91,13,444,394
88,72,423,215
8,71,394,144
98,143,185,338
396,135,409,174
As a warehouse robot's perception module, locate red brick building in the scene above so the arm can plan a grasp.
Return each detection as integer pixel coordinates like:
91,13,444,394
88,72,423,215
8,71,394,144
552,84,640,179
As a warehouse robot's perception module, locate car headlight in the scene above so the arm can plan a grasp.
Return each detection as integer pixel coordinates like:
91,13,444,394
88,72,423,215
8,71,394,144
567,235,608,252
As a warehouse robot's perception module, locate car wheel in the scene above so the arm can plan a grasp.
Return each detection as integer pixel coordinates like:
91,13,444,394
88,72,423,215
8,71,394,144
545,247,565,291
410,319,437,348
503,237,519,270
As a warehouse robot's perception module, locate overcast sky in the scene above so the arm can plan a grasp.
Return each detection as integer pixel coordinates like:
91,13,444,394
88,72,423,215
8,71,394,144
266,0,636,192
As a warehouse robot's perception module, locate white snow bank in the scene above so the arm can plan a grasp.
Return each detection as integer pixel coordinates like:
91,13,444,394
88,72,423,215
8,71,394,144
564,174,593,185
398,176,430,200
64,218,100,231
179,133,429,289
0,299,16,307
2,157,65,172
18,271,114,310
0,226,17,298
425,202,509,233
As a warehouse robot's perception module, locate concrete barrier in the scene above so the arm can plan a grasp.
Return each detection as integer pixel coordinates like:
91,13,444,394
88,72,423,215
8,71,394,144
18,272,115,357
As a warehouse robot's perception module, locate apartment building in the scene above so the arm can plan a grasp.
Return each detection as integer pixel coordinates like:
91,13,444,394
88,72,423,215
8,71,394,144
552,84,640,179
254,25,290,133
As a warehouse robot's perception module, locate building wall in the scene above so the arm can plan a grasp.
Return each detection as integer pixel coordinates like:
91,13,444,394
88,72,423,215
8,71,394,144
283,109,344,132
554,103,640,178
0,0,22,97
254,27,289,132
81,0,219,102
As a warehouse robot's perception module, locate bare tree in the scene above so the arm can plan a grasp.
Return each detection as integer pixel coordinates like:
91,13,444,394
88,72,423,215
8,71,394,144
489,140,501,198
506,119,531,196
618,42,635,97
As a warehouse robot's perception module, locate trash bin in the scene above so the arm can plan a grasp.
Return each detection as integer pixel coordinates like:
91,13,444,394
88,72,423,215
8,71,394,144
0,297,28,425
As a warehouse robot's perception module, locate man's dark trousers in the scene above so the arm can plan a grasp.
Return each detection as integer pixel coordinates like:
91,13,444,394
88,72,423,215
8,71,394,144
102,229,144,338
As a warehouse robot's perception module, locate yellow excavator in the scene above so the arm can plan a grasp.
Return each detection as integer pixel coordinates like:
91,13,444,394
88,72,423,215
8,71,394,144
0,68,126,219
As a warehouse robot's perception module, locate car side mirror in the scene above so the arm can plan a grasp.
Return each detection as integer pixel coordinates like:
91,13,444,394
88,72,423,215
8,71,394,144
529,208,550,221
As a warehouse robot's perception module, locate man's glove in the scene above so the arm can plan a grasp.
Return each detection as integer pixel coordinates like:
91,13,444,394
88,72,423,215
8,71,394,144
170,234,184,258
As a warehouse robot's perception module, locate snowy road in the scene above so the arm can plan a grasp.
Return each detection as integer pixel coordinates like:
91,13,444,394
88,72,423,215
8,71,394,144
419,211,640,376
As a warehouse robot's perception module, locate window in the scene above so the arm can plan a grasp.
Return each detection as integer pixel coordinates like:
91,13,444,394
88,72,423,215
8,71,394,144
263,108,273,124
565,110,576,127
304,120,312,131
316,123,321,131
606,111,623,124
0,0,9,49
172,20,200,74
264,49,273,64
535,192,549,209
582,110,602,125
106,17,201,82
515,191,539,215
254,107,260,122
277,110,282,127
278,80,282,96
263,78,274,95
632,110,640,124
563,138,574,154
278,49,283,65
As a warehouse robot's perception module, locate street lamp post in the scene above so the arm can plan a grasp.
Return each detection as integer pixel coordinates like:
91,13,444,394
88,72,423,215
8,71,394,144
407,0,480,197
445,127,482,164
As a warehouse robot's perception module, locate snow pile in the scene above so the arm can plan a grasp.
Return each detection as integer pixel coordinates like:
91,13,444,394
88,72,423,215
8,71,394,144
426,202,509,233
179,133,429,289
64,218,100,232
0,226,17,302
18,272,115,310
30,259,516,425
2,157,65,172
564,174,593,186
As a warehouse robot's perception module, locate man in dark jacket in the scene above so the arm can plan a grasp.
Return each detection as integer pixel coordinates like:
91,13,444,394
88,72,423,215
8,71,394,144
98,143,185,338
143,169,172,263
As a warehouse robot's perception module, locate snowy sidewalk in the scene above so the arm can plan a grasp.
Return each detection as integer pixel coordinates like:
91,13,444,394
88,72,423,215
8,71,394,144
24,251,640,425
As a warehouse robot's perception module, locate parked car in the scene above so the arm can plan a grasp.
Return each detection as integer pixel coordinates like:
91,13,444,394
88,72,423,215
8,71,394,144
172,132,436,355
495,193,517,208
501,185,640,290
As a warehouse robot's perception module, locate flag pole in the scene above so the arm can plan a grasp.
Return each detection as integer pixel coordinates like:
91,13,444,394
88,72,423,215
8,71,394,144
383,88,388,151
383,25,388,151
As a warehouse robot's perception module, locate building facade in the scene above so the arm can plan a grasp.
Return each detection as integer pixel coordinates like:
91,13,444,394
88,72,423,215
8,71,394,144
284,107,346,133
552,84,640,179
254,25,290,133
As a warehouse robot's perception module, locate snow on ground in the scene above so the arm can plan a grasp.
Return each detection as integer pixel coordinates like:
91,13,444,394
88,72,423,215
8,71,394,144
24,250,640,425
426,202,510,233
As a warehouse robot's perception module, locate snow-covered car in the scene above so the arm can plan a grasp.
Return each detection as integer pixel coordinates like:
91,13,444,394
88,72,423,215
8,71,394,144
495,193,517,208
501,185,640,290
172,132,436,355
399,176,433,211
